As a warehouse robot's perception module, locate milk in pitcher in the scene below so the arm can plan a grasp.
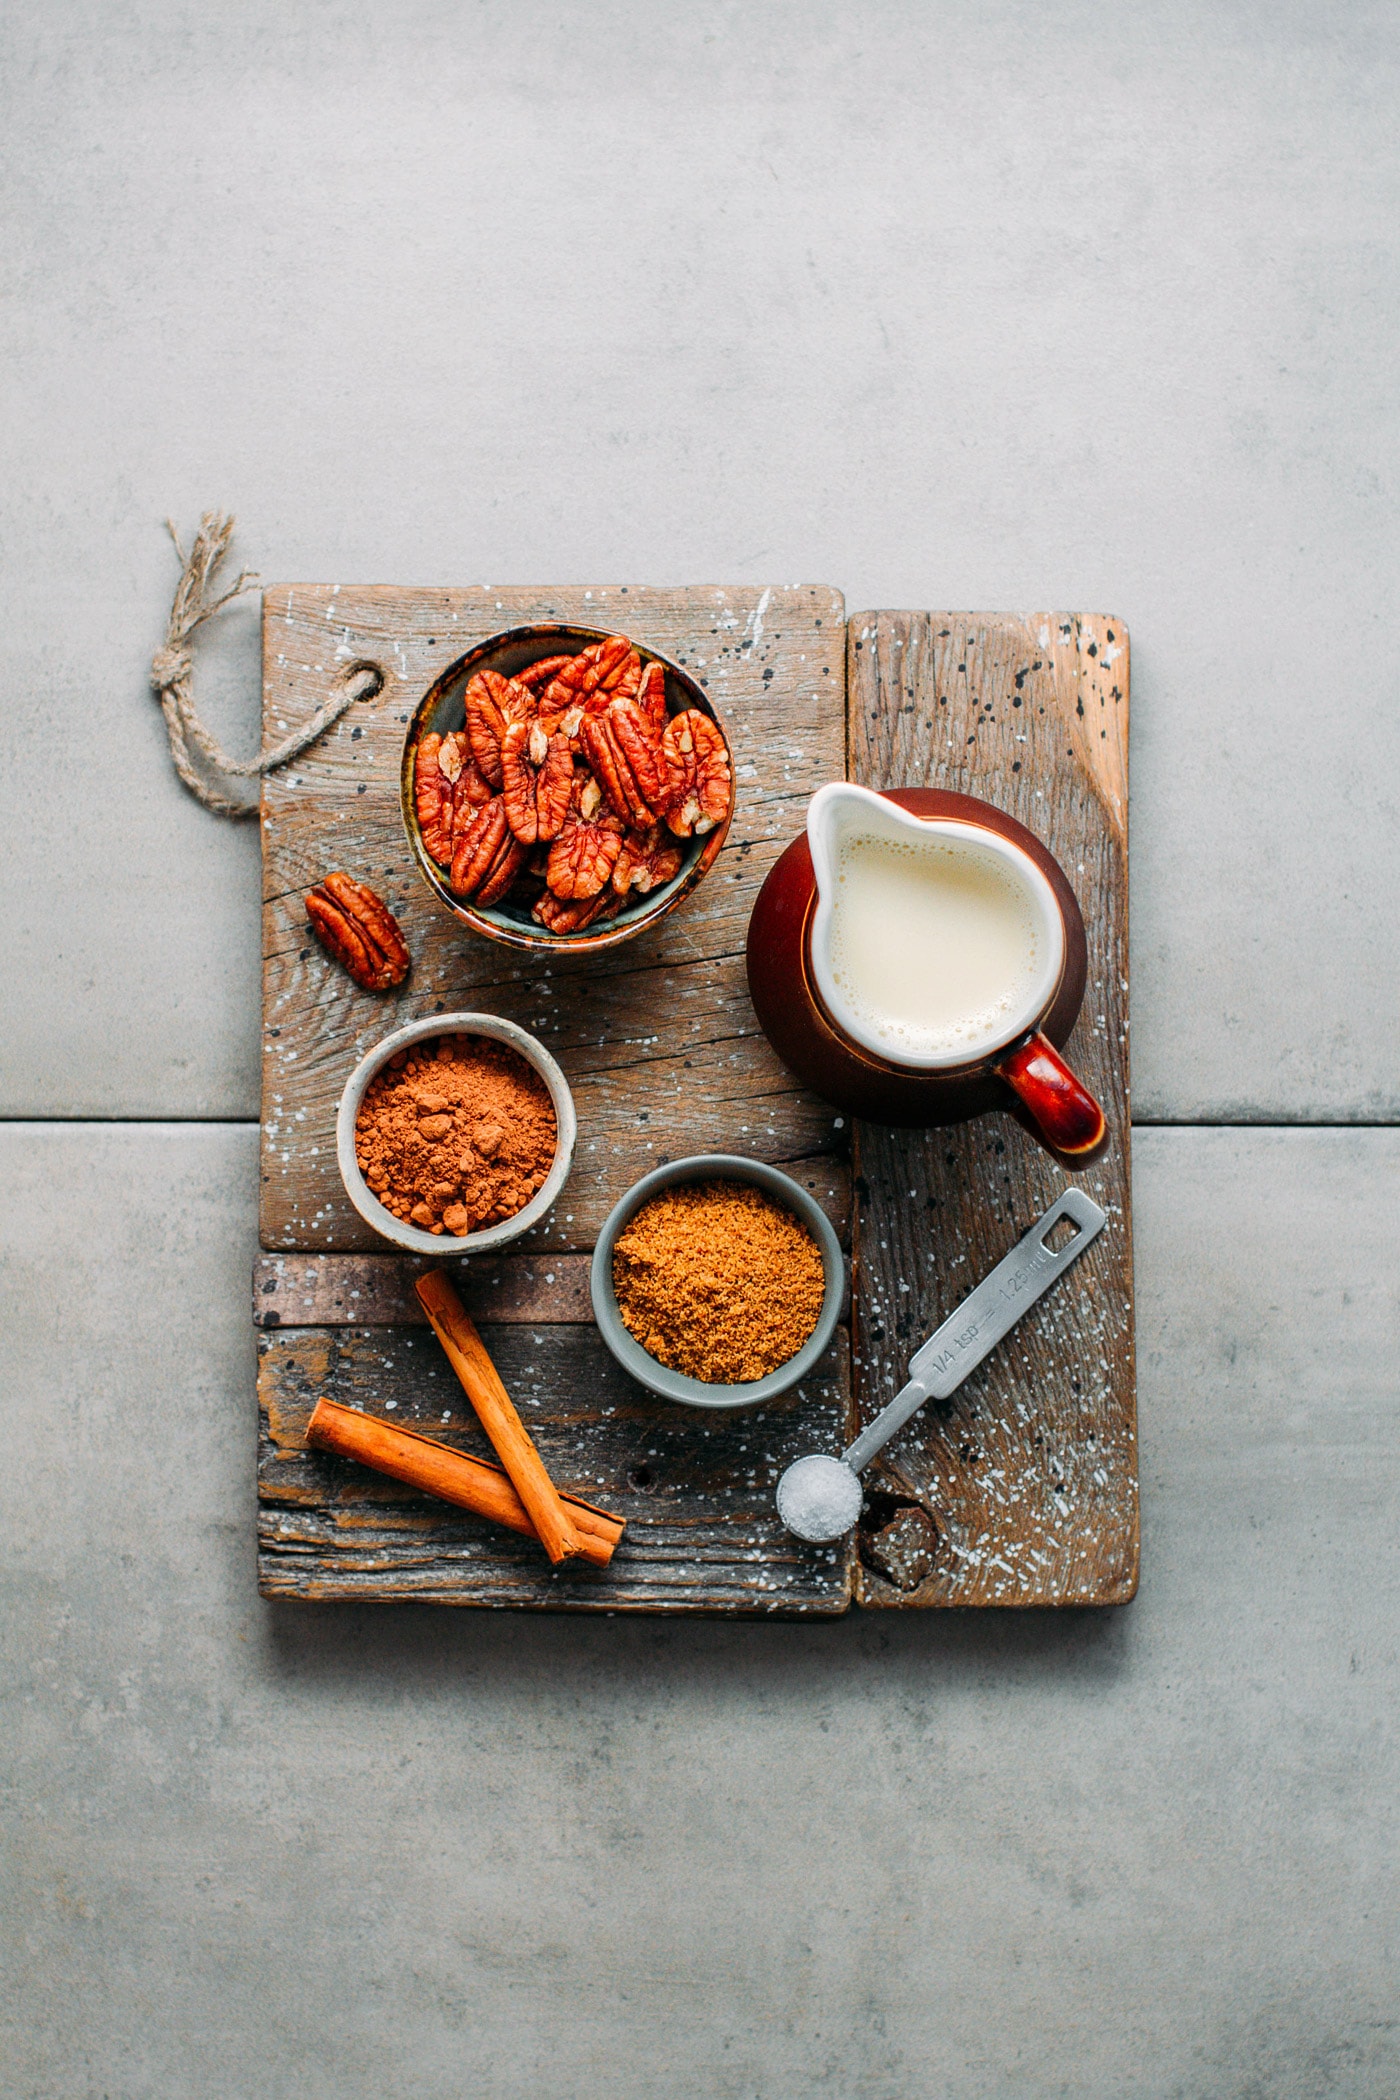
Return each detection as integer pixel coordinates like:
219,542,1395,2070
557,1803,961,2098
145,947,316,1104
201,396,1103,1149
805,784,1064,1071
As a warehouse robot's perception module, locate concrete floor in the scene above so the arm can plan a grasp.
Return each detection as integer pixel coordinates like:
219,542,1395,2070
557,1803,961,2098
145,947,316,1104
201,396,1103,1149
3,4,1398,2096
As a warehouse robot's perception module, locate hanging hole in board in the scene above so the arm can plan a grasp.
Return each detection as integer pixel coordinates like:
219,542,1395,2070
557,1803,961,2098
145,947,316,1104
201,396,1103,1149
1043,1213,1082,1254
344,659,386,702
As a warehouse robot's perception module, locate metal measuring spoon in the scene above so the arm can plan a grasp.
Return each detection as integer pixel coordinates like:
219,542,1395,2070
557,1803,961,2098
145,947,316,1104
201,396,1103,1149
775,1188,1108,1543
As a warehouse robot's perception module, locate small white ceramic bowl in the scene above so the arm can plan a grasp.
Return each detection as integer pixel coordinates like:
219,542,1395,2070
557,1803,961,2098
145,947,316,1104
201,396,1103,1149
336,1012,576,1255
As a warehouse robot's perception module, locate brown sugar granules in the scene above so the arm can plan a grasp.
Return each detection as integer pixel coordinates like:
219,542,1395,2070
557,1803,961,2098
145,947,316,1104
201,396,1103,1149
611,1179,826,1383
356,1033,557,1236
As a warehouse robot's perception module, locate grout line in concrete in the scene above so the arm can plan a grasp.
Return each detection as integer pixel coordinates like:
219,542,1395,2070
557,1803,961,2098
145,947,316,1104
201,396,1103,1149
2,1116,1400,1132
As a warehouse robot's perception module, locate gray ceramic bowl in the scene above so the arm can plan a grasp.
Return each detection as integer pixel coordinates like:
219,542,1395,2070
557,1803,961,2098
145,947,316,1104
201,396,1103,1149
590,1154,844,1411
337,1012,576,1255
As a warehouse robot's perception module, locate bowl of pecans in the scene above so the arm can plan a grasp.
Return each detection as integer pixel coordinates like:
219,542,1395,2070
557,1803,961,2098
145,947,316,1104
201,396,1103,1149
401,625,735,951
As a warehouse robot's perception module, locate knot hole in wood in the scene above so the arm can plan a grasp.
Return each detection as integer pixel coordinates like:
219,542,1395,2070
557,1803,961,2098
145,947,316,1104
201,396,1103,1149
859,1496,941,1592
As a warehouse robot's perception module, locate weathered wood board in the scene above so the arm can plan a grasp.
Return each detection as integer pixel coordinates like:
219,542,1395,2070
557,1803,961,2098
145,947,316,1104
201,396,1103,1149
849,614,1137,1606
256,591,1136,1611
257,585,856,1610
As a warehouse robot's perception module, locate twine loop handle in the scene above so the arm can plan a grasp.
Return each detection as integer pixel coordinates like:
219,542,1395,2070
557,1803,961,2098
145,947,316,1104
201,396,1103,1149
151,511,382,818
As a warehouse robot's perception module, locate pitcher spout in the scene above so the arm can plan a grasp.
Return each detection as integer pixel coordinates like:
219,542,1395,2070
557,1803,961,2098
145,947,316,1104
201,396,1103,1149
805,781,897,907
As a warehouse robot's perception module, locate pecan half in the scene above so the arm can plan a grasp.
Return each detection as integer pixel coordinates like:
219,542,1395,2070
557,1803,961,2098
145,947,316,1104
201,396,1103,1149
662,708,732,836
501,718,575,844
637,660,668,739
465,669,535,789
451,751,495,829
414,733,455,862
612,824,684,896
580,696,666,829
415,730,486,866
546,774,624,897
517,652,574,693
532,887,623,934
449,795,526,904
306,872,410,991
538,636,640,725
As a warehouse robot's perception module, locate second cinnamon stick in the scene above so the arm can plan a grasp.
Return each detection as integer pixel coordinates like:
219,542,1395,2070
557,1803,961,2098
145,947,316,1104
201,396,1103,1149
415,1268,582,1564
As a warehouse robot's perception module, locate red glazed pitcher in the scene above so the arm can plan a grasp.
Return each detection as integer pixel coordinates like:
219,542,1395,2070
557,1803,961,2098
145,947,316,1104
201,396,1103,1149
746,785,1106,1159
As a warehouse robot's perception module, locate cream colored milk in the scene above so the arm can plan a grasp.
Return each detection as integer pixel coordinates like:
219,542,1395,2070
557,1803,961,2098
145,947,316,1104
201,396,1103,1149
827,831,1043,1061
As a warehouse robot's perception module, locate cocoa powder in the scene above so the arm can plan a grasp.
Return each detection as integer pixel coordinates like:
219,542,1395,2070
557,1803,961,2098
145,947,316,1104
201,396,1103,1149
611,1179,827,1383
356,1034,557,1236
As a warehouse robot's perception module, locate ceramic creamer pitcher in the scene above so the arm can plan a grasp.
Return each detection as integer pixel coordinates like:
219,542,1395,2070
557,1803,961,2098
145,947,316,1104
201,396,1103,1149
746,783,1106,1158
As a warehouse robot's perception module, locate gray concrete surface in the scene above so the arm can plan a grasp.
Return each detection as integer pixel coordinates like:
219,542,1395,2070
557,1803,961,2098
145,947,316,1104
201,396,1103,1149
2,1123,1397,2098
3,0,1399,1120
5,5,1400,2096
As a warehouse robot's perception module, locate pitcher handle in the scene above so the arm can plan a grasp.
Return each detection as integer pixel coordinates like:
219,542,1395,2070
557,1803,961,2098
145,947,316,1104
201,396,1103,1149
994,1031,1106,1158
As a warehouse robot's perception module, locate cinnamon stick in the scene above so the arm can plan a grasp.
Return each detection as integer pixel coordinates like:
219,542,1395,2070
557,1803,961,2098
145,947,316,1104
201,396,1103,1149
414,1268,583,1565
306,1398,624,1567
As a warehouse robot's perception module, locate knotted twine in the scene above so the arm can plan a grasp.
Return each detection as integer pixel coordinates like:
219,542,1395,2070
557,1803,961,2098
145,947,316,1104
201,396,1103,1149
150,511,381,818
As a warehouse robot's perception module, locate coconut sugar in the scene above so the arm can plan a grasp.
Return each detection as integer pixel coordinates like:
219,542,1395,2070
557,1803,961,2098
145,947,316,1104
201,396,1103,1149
612,1179,826,1383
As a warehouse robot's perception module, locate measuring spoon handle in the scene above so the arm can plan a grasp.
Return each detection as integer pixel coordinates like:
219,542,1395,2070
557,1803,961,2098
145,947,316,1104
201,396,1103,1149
842,1189,1107,1474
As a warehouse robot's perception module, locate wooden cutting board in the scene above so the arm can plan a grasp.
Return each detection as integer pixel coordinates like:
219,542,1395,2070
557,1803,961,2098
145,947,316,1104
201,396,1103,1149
254,591,1136,1610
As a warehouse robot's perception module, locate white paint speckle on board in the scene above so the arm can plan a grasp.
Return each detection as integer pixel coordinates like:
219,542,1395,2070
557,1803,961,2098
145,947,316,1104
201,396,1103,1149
744,587,773,650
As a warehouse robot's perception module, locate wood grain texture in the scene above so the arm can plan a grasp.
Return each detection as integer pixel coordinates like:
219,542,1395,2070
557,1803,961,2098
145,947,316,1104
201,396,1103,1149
253,1240,852,1333
253,1250,597,1328
258,1323,853,1612
260,586,846,1253
848,613,1137,1608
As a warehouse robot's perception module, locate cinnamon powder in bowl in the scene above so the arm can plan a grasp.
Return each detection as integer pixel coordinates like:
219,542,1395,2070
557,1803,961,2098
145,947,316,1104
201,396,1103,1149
336,1013,576,1254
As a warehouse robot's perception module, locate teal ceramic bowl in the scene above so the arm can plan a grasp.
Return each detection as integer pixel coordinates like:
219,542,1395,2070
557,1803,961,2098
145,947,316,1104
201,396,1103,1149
589,1154,844,1411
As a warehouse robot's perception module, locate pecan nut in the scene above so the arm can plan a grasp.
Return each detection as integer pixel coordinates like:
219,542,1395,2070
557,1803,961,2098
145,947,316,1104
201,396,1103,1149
501,718,575,844
662,708,732,836
416,730,487,865
414,733,455,862
517,652,574,693
636,660,668,739
465,669,535,789
532,887,623,934
546,773,625,897
580,696,665,829
306,872,411,991
612,824,684,897
538,635,640,725
449,795,526,904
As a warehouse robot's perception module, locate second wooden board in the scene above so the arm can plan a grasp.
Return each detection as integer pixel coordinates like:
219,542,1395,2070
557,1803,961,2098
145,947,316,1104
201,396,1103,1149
848,613,1138,1608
